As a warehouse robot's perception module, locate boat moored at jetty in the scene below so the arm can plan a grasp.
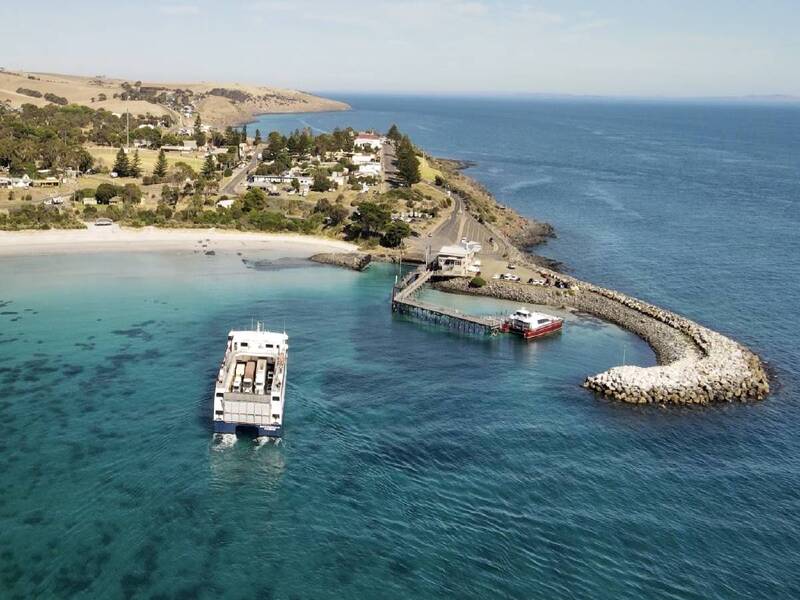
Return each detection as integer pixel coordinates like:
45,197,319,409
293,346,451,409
501,308,563,340
212,324,288,438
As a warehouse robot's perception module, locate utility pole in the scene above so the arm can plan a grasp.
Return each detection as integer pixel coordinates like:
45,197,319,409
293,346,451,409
126,98,130,151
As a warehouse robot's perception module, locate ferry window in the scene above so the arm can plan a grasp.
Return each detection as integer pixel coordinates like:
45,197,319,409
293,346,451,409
240,342,248,347
273,397,280,402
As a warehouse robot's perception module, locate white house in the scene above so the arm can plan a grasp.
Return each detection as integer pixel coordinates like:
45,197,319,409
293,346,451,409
436,241,481,276
356,162,382,178
0,173,33,189
354,132,383,150
216,199,235,209
248,173,313,189
330,172,347,188
351,153,375,165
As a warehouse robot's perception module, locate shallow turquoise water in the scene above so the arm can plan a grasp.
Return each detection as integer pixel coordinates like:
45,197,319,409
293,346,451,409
0,250,656,599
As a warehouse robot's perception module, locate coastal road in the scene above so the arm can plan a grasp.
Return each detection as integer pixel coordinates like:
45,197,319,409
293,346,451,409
407,193,465,260
406,191,515,265
221,145,262,196
382,140,399,189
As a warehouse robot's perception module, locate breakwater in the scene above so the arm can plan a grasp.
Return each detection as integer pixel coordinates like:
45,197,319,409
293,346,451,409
310,252,372,271
435,272,769,405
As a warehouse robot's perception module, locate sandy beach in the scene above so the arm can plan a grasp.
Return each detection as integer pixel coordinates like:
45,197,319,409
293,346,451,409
0,226,357,257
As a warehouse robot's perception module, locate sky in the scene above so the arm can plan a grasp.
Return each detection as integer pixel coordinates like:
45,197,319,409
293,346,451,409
2,0,799,97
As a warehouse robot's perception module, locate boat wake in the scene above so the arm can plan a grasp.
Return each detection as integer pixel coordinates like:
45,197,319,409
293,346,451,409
212,433,237,450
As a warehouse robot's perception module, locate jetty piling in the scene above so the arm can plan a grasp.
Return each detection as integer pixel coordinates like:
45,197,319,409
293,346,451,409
391,266,502,335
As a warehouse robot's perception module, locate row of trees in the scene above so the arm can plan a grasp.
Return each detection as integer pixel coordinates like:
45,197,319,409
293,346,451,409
112,148,142,177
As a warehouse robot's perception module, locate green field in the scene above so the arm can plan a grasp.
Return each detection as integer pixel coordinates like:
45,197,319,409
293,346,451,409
87,146,206,173
419,155,443,182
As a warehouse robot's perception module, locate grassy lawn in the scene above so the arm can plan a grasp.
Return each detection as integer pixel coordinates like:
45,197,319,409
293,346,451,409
419,155,443,183
86,146,206,173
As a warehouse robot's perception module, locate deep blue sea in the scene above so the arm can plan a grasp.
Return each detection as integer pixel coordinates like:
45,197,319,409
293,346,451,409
2,97,799,599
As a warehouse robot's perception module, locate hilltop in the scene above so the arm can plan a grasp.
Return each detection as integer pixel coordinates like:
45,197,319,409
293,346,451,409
0,69,348,127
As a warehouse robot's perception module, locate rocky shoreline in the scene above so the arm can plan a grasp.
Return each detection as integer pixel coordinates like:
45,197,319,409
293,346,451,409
310,252,372,271
435,271,769,405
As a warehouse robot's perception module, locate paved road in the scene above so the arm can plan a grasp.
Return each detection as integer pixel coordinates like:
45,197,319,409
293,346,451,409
407,191,515,263
221,145,262,195
381,140,399,189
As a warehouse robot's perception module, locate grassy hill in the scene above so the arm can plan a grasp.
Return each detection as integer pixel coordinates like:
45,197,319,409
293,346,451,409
0,69,349,127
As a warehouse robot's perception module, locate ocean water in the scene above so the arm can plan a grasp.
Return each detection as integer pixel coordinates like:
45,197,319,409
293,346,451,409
0,97,798,599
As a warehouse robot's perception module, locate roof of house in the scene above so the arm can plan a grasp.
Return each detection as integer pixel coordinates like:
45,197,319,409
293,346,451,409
355,132,381,140
438,245,471,257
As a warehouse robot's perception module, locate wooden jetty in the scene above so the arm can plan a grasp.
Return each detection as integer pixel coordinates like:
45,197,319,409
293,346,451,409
391,266,503,335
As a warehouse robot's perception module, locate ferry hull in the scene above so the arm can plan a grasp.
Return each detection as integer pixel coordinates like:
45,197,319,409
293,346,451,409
502,320,563,340
213,420,283,438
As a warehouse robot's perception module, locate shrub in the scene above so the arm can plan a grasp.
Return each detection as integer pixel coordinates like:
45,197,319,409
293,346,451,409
44,93,69,106
469,276,486,288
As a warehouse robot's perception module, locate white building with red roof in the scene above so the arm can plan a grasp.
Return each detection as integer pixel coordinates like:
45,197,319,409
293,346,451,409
354,132,384,150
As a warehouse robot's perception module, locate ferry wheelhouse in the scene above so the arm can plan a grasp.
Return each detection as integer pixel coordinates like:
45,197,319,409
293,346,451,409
501,308,563,340
212,324,288,438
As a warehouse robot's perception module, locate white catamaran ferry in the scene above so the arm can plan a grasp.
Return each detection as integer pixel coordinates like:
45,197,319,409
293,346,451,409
212,324,288,438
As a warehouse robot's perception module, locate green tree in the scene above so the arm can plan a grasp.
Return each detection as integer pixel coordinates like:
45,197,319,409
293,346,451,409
193,114,202,138
386,124,402,142
242,124,247,141
201,154,216,179
381,221,412,248
395,135,420,186
112,147,129,177
121,183,142,204
160,184,179,207
327,204,349,226
265,131,286,160
254,129,262,145
311,173,332,192
241,187,267,212
349,201,390,238
153,149,168,178
129,150,142,178
95,183,118,204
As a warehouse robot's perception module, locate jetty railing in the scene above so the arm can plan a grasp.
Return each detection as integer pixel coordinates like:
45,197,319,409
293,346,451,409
391,266,502,335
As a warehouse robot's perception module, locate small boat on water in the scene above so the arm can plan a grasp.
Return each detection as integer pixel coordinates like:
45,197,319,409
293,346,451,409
212,323,288,438
501,308,563,340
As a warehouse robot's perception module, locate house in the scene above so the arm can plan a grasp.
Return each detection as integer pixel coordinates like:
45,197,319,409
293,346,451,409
161,143,196,153
12,175,32,188
32,177,59,188
330,172,347,188
436,241,481,276
248,173,314,189
354,132,383,150
216,199,235,209
356,162,382,178
350,153,375,165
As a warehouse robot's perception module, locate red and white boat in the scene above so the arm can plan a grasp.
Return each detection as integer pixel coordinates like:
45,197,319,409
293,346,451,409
501,308,563,340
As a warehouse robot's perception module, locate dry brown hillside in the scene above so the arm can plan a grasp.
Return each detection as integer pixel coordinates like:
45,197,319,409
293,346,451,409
0,69,349,127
